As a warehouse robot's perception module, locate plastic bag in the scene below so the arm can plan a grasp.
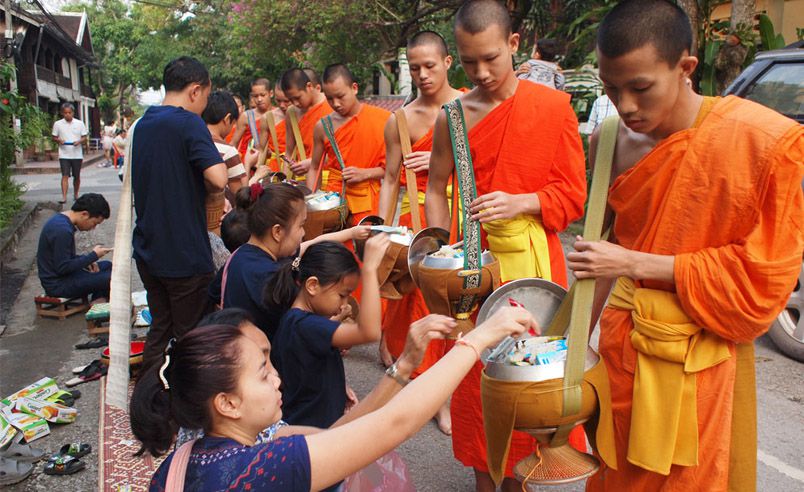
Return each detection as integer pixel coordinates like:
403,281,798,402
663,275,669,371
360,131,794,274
342,450,415,492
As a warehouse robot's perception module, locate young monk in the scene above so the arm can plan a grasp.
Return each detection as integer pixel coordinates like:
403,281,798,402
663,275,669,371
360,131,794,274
280,68,333,177
425,1,587,490
254,81,290,175
231,78,280,166
306,64,390,223
567,1,803,491
377,30,465,435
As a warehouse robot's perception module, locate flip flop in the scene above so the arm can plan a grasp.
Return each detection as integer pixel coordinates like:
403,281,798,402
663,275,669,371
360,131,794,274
0,457,34,485
0,439,45,463
46,389,80,407
72,363,91,374
43,455,85,476
65,361,106,387
50,443,91,461
74,337,108,350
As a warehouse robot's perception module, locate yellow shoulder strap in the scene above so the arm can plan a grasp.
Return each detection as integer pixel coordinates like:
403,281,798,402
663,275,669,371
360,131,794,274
288,108,307,161
390,109,422,232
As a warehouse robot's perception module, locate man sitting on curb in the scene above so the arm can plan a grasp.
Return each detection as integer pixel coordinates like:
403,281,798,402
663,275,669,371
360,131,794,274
37,193,113,302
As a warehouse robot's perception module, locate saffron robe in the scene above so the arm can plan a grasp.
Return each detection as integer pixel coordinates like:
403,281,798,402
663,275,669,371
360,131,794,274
451,80,587,476
322,104,390,221
383,128,442,376
265,119,287,173
586,96,803,491
297,100,333,158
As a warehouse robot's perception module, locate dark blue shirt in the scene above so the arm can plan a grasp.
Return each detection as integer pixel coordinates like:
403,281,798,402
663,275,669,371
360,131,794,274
36,213,98,293
274,308,345,428
132,105,222,277
209,244,282,340
149,435,310,491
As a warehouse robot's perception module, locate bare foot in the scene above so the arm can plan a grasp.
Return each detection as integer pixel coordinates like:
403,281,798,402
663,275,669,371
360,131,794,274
435,401,452,435
378,333,394,368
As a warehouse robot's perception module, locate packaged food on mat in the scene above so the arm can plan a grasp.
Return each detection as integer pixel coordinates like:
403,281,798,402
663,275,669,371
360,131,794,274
0,407,49,443
507,337,568,366
2,377,59,405
0,409,18,448
15,397,77,424
305,191,341,210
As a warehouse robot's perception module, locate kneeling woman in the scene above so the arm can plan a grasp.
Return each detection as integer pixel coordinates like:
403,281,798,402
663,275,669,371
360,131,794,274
130,306,536,491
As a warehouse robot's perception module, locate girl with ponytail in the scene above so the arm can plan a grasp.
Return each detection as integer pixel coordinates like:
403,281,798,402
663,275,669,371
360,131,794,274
208,182,369,340
264,236,390,428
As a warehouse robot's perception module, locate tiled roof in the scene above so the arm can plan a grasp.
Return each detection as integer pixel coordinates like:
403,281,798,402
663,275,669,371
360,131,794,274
51,14,82,43
361,95,408,112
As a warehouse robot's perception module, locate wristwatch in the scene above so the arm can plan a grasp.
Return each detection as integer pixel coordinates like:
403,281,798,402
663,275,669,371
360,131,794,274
385,361,410,386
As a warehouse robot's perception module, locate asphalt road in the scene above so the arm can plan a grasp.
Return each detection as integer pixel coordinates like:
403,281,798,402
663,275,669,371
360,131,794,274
1,164,802,491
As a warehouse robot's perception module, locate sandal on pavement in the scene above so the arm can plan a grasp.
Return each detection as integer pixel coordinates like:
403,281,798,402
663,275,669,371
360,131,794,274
50,443,91,461
46,389,80,407
0,439,45,463
65,361,106,387
74,337,108,350
43,455,85,476
0,457,34,485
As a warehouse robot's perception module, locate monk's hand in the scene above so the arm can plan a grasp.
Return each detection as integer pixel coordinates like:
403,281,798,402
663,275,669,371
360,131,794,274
403,151,431,173
290,158,311,175
342,166,367,183
568,236,634,279
470,191,522,222
469,306,539,351
398,314,457,374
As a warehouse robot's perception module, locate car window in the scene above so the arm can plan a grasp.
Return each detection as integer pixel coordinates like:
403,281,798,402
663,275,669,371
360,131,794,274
743,62,803,121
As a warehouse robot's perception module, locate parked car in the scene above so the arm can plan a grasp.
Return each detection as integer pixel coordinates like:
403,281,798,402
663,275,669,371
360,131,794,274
724,42,804,362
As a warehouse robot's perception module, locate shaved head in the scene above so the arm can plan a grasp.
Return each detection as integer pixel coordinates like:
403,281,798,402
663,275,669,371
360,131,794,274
454,0,512,36
598,0,692,66
303,68,321,87
408,30,449,57
323,63,356,86
251,78,271,90
280,68,310,92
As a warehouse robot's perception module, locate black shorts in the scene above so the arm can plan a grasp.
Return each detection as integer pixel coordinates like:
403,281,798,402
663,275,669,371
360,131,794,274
59,158,82,178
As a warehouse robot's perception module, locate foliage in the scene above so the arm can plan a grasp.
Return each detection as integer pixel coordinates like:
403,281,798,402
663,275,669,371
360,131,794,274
0,62,45,229
758,14,786,50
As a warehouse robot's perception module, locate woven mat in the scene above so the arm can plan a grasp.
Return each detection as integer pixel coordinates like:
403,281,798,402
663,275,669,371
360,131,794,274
98,377,165,491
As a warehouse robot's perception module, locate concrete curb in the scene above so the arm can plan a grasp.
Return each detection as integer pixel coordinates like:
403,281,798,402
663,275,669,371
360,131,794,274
10,153,105,175
0,201,39,265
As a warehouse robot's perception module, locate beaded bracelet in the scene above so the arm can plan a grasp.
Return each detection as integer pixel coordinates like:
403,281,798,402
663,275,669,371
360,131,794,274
455,338,481,361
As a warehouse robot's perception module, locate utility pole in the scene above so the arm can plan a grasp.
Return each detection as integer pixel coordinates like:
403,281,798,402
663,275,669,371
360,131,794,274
4,0,23,167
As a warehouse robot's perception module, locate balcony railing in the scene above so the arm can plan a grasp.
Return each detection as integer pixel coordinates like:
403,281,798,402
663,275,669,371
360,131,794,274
36,66,72,88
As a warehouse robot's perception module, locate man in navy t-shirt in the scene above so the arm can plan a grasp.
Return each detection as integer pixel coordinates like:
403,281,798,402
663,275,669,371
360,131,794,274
131,56,227,366
37,193,113,300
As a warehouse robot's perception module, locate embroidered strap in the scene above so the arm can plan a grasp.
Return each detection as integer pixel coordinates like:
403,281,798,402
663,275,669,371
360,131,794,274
246,109,260,148
393,109,422,232
443,99,481,319
288,108,307,161
165,439,197,491
321,115,347,206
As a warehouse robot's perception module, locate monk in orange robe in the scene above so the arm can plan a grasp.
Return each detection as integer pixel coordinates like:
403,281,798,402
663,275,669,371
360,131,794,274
231,78,282,174
377,31,466,435
255,81,289,174
280,68,333,178
568,2,804,491
426,2,587,490
307,64,389,223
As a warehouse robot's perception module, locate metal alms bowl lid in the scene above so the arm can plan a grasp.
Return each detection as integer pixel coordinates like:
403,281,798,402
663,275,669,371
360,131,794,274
407,227,450,283
421,250,495,270
477,278,599,382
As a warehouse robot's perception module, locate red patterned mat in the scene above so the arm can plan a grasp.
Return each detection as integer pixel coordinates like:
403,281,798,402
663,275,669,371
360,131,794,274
98,377,165,491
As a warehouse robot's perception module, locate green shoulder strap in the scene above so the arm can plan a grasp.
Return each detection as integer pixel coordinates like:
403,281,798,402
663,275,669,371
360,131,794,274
443,99,482,319
550,115,620,446
321,115,347,205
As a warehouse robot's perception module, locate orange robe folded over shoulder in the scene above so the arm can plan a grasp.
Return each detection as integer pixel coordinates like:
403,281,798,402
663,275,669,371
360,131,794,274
296,100,333,158
587,96,803,492
323,104,390,221
452,80,587,477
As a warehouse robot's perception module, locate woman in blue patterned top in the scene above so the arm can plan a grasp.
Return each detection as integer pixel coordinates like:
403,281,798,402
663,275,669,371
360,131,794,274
130,306,537,491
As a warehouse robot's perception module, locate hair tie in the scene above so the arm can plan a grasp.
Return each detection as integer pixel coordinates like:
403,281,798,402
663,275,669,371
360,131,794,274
291,257,301,272
249,183,264,203
158,338,176,391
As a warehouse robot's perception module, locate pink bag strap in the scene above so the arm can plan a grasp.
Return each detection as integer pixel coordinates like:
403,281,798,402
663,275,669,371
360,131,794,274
219,246,241,309
165,439,197,491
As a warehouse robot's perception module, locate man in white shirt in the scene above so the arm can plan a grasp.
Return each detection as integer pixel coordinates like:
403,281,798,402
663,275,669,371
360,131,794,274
582,93,617,135
52,103,88,203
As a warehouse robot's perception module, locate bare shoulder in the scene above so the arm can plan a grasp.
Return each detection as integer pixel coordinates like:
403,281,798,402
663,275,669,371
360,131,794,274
384,112,399,138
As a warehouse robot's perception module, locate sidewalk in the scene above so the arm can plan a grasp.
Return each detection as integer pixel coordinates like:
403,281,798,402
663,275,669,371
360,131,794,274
11,151,106,175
